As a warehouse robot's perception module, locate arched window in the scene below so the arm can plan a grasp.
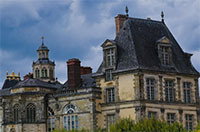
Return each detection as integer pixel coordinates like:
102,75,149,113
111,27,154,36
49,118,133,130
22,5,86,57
13,104,20,123
42,68,47,78
35,68,40,78
63,104,78,130
48,107,55,132
26,103,36,123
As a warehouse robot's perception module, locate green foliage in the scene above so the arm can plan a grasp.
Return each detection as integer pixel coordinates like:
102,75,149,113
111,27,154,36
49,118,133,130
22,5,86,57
52,128,106,132
53,119,200,132
110,117,187,132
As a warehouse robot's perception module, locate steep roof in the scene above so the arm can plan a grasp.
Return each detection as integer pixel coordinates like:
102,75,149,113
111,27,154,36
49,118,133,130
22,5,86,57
2,79,19,89
63,73,96,90
13,78,62,89
97,17,199,76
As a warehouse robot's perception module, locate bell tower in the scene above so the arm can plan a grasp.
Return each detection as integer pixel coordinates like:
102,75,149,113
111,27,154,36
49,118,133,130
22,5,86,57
32,36,55,82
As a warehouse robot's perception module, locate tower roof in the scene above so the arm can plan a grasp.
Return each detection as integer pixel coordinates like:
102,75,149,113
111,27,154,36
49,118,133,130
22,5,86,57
96,17,199,76
37,43,49,51
37,36,49,51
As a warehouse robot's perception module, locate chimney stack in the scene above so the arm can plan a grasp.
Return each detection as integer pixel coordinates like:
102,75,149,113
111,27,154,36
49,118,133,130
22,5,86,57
115,14,127,35
67,58,81,90
80,66,92,75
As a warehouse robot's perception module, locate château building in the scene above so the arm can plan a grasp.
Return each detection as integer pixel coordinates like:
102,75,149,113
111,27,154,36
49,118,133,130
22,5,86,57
0,9,199,132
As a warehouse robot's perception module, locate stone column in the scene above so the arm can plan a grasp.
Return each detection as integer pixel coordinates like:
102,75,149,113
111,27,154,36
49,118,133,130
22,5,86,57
177,77,181,102
178,109,183,123
160,108,165,121
194,79,199,104
159,76,163,101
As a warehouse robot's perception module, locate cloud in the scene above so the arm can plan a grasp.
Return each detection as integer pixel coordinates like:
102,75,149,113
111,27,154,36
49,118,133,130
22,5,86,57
191,50,200,71
0,0,200,89
0,49,33,84
81,45,102,72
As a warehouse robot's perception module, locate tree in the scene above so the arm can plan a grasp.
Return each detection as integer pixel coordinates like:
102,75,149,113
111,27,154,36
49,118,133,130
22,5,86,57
110,117,187,132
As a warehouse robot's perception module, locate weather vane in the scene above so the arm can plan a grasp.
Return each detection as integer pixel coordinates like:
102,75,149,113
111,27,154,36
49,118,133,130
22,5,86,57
41,36,44,44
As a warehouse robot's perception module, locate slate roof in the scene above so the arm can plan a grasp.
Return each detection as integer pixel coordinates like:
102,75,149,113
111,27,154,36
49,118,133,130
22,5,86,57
97,17,199,76
2,79,19,89
13,78,62,89
0,88,11,96
33,58,55,65
63,73,96,90
37,43,49,51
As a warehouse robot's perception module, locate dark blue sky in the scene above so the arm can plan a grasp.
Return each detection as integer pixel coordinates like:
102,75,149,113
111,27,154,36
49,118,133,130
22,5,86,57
0,0,200,85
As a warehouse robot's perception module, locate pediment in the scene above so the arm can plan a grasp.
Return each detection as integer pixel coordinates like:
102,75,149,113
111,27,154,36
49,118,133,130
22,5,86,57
157,36,172,44
101,39,116,48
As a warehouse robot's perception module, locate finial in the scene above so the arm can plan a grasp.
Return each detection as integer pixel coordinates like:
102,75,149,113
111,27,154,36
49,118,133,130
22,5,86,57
161,11,164,23
18,72,20,76
6,71,8,76
41,36,44,45
125,6,129,17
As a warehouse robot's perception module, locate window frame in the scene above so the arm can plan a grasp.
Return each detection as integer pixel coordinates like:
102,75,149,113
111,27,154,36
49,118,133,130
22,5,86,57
13,104,20,123
165,80,175,102
183,82,191,103
185,114,193,130
107,114,115,130
146,78,156,100
106,88,115,103
26,103,36,123
63,104,78,130
105,48,115,68
148,111,157,119
48,107,55,132
167,113,176,124
105,69,113,81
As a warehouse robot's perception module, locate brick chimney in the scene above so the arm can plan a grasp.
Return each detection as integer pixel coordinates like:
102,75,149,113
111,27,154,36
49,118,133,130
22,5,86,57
80,66,92,75
115,14,127,35
67,58,81,90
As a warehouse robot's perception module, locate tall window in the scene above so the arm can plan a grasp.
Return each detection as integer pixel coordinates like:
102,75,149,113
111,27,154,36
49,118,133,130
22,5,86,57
185,114,193,130
165,80,175,102
42,68,47,78
35,68,40,78
167,113,176,124
146,78,156,100
105,69,113,81
107,114,115,130
106,88,115,103
26,103,36,123
183,82,191,103
106,48,115,67
148,111,157,119
160,46,170,65
13,104,20,123
63,104,78,130
48,107,55,132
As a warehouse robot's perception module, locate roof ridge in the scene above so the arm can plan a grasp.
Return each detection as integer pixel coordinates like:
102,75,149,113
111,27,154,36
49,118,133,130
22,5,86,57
128,17,163,24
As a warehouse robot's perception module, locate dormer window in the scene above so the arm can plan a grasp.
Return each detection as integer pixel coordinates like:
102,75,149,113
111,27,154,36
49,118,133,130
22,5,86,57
157,36,172,66
101,39,117,69
160,46,170,65
106,48,115,67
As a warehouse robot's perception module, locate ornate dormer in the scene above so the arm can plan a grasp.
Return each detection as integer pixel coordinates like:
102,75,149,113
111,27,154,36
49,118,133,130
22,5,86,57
157,36,173,66
32,37,55,82
6,71,21,81
101,39,117,81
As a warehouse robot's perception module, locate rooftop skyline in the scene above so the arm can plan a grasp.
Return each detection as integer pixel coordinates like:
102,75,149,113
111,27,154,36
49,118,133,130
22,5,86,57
0,0,199,87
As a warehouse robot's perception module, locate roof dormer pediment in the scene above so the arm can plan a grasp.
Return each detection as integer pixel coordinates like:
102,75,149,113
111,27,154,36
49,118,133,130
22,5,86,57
156,36,172,45
101,39,116,49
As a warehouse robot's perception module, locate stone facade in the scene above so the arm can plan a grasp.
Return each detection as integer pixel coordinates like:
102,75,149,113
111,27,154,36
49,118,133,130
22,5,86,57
0,11,200,132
